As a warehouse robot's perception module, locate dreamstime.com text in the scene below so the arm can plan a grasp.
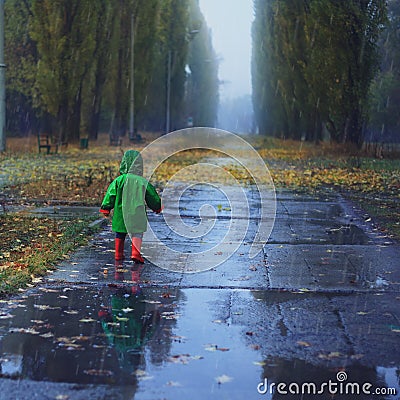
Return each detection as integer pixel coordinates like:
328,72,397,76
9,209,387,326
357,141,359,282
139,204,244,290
257,372,397,397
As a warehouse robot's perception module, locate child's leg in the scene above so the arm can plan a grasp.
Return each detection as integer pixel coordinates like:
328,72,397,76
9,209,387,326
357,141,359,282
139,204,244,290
115,232,126,261
131,233,144,264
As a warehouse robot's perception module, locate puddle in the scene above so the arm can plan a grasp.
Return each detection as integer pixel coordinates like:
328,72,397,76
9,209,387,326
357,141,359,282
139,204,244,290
0,284,179,385
0,288,398,399
26,206,99,219
326,224,370,245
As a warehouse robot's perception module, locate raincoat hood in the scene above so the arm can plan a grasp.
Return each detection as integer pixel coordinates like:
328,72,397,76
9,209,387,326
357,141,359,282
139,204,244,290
119,150,143,176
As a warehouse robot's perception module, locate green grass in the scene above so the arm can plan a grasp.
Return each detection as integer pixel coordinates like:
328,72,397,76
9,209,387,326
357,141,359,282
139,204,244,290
0,215,100,295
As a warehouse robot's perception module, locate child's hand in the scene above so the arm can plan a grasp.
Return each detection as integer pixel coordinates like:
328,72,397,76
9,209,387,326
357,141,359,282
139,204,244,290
100,208,110,217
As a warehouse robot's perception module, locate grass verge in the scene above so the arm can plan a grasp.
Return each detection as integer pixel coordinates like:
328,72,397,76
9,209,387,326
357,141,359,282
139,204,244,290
0,214,101,295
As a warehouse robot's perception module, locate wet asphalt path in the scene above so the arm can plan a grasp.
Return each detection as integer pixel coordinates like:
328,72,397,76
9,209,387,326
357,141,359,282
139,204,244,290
0,186,399,400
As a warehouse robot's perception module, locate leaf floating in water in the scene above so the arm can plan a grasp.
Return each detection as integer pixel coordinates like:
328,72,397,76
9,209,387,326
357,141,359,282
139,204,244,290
167,354,203,364
171,334,186,342
133,369,153,381
79,318,96,323
216,375,233,384
34,304,60,310
161,312,180,320
83,369,113,377
204,343,230,352
204,344,217,352
168,354,191,364
166,381,182,387
40,332,54,339
0,313,14,319
56,339,84,350
71,335,92,342
10,327,40,335
141,300,161,304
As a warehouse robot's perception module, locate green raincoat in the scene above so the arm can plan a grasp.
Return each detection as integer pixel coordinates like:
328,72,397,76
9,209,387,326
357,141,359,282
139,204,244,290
100,150,161,234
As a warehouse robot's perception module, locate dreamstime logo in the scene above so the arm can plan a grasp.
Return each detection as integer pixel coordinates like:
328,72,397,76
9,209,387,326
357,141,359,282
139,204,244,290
257,371,397,396
336,371,348,382
123,127,276,273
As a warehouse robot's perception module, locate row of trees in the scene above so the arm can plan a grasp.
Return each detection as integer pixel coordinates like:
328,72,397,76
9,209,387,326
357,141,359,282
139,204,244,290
367,0,400,142
5,0,218,142
252,0,393,145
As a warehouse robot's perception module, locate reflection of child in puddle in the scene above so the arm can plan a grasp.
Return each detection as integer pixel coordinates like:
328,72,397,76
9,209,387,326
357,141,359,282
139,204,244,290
98,276,161,366
114,264,142,289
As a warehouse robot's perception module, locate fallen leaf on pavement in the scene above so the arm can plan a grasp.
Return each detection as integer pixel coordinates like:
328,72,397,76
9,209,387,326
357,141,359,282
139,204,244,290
297,341,311,347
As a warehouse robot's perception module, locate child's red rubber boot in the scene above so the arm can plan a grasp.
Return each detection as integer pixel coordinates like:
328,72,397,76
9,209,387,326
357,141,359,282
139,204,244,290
131,237,144,264
115,238,125,261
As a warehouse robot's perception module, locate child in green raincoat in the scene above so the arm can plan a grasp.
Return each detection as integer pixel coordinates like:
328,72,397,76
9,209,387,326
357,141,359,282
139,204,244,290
100,150,162,263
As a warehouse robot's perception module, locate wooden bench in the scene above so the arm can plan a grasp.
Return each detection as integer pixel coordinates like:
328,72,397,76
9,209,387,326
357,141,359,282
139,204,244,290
38,134,60,154
38,134,58,154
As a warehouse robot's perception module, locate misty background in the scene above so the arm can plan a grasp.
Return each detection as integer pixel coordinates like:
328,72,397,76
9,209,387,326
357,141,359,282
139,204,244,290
199,0,254,134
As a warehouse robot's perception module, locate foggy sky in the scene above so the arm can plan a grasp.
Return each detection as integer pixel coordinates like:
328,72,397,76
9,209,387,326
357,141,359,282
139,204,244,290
199,0,254,100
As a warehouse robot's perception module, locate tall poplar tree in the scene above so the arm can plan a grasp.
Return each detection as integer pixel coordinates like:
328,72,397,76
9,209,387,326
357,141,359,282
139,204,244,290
144,0,190,132
187,0,219,127
5,0,39,134
30,0,100,142
368,0,400,141
252,0,386,144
